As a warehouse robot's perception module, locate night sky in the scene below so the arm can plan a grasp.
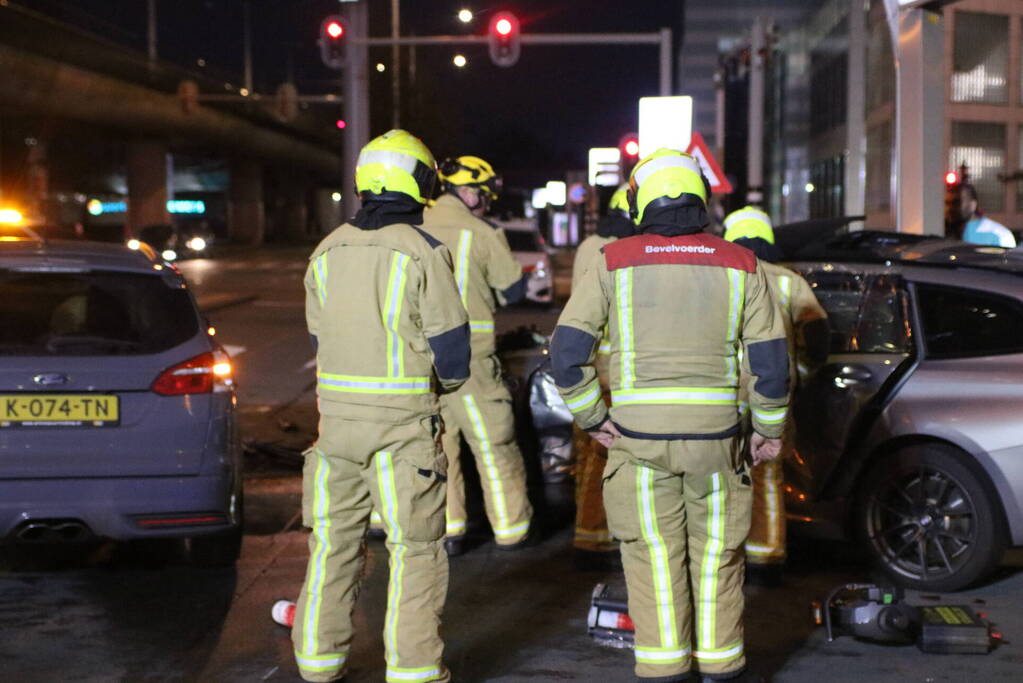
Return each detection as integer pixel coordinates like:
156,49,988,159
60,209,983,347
20,0,683,186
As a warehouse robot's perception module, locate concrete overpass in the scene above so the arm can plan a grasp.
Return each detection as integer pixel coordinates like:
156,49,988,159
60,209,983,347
0,2,344,244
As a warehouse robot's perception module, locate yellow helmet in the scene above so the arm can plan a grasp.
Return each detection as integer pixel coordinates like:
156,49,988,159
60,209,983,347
609,183,630,216
723,205,774,244
628,149,708,224
355,129,436,204
438,155,502,199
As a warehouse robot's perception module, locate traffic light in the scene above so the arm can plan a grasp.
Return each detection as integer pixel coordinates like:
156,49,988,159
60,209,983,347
488,11,520,68
319,15,346,70
944,169,961,238
619,133,640,176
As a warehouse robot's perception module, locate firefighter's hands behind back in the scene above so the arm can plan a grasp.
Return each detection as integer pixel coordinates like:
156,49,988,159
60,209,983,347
588,418,622,448
750,432,782,465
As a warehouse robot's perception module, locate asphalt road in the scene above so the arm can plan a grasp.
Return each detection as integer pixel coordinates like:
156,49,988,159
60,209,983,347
2,245,1022,682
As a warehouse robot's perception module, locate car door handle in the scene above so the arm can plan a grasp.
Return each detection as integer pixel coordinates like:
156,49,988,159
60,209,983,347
836,365,873,383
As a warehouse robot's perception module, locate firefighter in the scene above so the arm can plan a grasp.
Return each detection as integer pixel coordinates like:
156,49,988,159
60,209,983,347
570,184,634,567
421,155,533,556
292,129,469,683
551,150,789,682
723,206,829,584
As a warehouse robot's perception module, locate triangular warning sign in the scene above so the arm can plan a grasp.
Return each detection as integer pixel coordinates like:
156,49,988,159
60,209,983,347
686,132,733,195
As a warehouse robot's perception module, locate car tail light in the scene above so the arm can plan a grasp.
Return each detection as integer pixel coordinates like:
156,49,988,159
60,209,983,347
152,350,234,396
522,263,536,273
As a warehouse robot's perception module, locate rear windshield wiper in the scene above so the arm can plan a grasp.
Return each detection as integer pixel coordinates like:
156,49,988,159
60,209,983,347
43,335,143,353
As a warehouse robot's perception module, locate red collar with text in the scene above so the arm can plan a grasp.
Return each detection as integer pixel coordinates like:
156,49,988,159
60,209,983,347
602,233,756,273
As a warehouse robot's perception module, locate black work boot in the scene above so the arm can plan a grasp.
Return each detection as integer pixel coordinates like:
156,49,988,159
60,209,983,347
495,525,539,551
701,668,765,682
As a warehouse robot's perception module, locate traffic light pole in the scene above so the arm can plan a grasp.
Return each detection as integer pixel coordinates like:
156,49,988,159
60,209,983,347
341,1,370,222
352,30,674,96
337,18,673,221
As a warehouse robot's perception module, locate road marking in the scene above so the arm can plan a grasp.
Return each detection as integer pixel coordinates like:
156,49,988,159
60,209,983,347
223,344,247,357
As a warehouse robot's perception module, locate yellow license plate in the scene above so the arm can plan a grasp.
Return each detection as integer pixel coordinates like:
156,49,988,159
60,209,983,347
0,394,119,427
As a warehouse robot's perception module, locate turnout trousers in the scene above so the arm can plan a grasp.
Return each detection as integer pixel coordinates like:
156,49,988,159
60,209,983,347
744,420,793,566
442,355,532,546
603,435,752,681
292,414,450,683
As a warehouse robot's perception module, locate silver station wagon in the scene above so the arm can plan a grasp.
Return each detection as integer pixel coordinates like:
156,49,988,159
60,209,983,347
784,232,1023,591
0,235,242,566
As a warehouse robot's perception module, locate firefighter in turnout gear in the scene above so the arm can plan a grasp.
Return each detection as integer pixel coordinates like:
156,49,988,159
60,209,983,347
293,129,469,683
421,155,533,556
570,184,634,565
723,206,828,582
551,150,789,682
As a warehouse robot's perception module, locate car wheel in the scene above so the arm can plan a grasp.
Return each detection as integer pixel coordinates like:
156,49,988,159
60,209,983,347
855,443,1007,592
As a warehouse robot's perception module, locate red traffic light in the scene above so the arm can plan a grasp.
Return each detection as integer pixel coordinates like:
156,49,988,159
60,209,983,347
624,139,640,157
945,171,958,186
488,11,520,67
319,15,346,69
336,119,347,129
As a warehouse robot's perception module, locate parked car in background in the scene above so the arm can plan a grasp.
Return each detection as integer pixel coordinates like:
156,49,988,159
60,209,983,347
782,231,1023,591
0,235,242,566
498,219,553,305
135,222,214,262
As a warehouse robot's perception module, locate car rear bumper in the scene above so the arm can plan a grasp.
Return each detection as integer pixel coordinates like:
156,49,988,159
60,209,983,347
0,473,238,542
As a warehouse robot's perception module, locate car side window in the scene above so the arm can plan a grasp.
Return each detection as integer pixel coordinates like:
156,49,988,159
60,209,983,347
797,270,911,354
916,284,1023,359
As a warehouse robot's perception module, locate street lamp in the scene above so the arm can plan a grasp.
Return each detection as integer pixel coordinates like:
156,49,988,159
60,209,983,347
376,62,386,72
453,54,468,68
458,9,473,24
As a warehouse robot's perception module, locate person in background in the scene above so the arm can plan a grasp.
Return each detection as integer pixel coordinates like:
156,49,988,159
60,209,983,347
723,206,829,586
569,184,634,570
422,155,534,556
961,184,1017,248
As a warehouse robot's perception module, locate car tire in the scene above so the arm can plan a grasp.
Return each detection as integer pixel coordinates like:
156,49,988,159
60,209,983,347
854,443,1007,592
188,490,244,568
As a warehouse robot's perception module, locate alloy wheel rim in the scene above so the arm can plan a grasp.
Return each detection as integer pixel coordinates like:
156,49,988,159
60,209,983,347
866,465,976,582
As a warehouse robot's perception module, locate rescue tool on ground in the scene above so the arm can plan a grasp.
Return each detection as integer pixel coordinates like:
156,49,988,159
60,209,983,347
816,583,999,654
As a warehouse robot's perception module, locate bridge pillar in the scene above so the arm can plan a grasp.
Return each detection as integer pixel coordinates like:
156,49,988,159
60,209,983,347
228,158,265,245
272,169,310,242
126,140,170,237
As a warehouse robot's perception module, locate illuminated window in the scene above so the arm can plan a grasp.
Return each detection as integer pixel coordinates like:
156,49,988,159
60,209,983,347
952,12,1008,104
950,121,1006,212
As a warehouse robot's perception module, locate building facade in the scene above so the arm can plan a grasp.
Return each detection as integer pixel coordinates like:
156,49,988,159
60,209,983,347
724,0,1023,231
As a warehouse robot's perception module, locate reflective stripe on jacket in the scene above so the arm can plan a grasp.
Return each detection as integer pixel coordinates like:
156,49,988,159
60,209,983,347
305,221,470,418
420,194,525,360
551,232,789,439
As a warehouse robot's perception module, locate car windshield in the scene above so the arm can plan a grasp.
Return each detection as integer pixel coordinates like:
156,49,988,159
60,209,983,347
503,229,542,252
0,269,199,356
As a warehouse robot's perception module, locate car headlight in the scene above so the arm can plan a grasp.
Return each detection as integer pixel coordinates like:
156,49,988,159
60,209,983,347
162,249,177,262
186,236,207,251
532,260,548,279
126,239,141,250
